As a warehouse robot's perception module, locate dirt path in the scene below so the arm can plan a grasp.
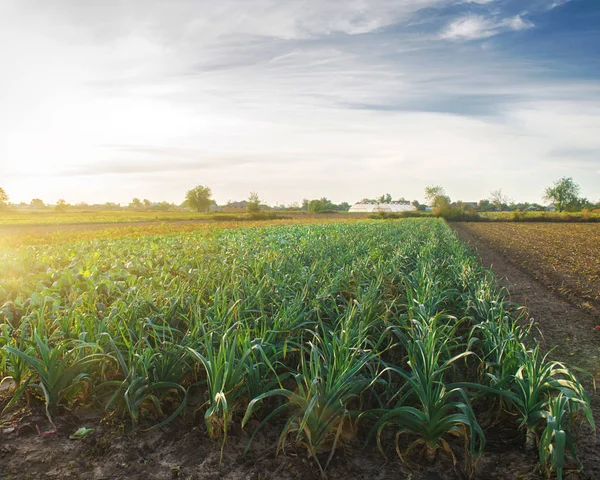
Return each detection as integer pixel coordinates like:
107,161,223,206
452,222,600,478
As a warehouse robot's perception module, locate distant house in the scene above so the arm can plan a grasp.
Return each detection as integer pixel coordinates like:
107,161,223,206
464,202,478,209
220,201,247,212
349,203,417,213
545,205,557,212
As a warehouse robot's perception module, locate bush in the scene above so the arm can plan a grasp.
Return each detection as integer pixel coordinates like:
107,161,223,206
434,205,481,222
369,211,429,220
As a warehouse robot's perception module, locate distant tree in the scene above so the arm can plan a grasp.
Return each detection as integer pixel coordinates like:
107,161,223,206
477,199,496,212
308,197,334,213
543,177,580,212
247,192,261,214
103,202,121,210
433,195,451,210
0,187,8,207
30,198,45,209
453,201,476,215
185,185,212,212
489,189,511,211
338,202,351,211
411,200,423,211
377,193,392,204
129,197,142,209
308,200,320,213
576,197,594,211
55,199,68,212
143,199,151,209
424,186,446,206
150,201,172,211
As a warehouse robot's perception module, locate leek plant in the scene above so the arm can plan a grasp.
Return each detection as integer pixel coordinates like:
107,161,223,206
100,331,189,430
539,394,591,480
3,333,101,425
371,318,484,472
243,325,378,477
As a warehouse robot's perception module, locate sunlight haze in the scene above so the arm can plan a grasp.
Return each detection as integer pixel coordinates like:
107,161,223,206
1,0,599,205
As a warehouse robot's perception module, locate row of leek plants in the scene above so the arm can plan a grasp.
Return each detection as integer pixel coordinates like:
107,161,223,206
0,219,594,479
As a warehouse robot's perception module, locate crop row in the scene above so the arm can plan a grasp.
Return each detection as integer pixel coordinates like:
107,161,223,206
0,219,594,478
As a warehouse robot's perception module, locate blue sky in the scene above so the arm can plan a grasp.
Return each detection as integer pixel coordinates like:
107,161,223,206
0,0,598,205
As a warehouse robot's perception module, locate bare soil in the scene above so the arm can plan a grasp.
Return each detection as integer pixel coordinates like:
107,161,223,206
1,223,598,480
452,222,600,479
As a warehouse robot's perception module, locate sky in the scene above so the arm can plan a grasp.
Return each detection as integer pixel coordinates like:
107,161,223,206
0,0,599,206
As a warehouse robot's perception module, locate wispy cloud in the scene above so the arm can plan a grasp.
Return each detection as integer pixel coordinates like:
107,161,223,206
0,0,598,205
441,14,534,40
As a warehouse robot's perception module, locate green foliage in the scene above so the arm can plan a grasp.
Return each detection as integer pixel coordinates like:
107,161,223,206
100,328,189,430
243,324,377,477
424,185,446,206
55,199,68,212
308,197,333,213
185,185,212,212
543,177,580,212
0,187,8,207
377,193,392,204
30,198,45,209
539,394,590,480
0,219,593,477
246,192,261,214
372,318,485,471
3,334,101,425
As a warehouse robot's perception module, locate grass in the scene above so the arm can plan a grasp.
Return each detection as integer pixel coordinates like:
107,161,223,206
0,219,594,478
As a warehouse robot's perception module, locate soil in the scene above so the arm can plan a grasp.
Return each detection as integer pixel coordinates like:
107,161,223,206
1,223,599,480
452,222,600,479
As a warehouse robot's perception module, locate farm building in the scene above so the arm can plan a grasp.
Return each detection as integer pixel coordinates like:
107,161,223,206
349,203,417,213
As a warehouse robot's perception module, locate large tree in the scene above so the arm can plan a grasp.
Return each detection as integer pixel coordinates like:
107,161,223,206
185,185,212,212
424,185,446,206
543,177,580,212
424,185,450,208
489,189,510,211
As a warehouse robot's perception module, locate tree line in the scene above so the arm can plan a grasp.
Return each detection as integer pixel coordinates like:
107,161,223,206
0,177,598,214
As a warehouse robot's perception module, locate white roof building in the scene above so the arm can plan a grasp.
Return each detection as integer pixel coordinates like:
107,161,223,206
349,203,417,213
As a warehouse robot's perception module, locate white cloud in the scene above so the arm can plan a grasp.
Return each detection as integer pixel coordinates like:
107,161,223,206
0,1,597,206
441,14,534,40
548,0,571,10
502,14,535,31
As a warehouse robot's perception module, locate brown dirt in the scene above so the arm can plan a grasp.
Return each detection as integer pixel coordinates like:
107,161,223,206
1,222,599,480
454,223,600,319
452,222,600,479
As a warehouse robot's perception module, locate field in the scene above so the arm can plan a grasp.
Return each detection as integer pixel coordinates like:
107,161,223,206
0,216,366,249
0,209,220,225
454,223,600,318
0,219,596,479
480,211,600,222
